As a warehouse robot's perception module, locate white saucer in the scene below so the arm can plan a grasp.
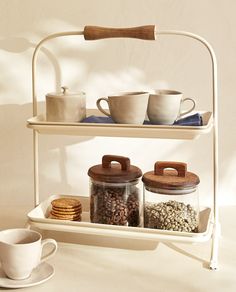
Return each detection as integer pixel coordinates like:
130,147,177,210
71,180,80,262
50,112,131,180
0,262,54,288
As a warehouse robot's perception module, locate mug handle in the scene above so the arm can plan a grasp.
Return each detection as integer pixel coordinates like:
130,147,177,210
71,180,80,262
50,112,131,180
40,238,58,263
179,97,196,118
96,98,111,117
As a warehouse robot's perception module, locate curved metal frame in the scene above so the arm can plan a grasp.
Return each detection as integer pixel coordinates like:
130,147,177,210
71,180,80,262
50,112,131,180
31,29,219,270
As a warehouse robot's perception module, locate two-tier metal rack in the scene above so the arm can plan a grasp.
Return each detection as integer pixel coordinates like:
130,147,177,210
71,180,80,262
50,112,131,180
26,25,219,270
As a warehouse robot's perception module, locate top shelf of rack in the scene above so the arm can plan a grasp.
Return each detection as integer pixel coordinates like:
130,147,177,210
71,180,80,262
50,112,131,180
27,109,212,140
29,27,217,141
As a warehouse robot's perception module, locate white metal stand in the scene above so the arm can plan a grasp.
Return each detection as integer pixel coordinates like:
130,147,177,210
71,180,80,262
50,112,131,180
29,26,219,270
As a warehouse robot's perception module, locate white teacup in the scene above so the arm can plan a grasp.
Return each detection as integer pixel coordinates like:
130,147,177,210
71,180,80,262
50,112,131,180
0,228,57,280
96,91,149,124
147,89,196,125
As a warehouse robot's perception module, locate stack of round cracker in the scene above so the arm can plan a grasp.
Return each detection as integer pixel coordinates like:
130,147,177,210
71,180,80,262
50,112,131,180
49,198,82,221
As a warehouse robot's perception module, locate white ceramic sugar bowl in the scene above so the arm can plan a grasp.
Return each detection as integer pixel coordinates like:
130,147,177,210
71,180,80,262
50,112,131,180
46,86,86,122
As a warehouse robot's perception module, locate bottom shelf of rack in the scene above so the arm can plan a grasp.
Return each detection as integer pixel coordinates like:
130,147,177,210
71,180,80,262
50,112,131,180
27,195,213,244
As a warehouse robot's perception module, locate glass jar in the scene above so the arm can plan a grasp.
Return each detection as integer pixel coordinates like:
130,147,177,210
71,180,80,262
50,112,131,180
88,155,142,227
142,161,200,233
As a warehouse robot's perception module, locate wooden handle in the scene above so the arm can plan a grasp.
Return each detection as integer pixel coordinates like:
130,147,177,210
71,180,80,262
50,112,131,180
102,155,130,171
154,161,187,177
84,25,156,40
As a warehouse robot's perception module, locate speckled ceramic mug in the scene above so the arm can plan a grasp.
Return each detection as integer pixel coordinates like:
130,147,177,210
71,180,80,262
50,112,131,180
96,91,149,124
147,90,196,125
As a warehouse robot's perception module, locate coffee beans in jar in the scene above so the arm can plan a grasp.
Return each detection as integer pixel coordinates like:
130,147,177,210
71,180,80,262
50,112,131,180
90,182,140,226
144,200,198,232
142,161,200,233
88,155,142,227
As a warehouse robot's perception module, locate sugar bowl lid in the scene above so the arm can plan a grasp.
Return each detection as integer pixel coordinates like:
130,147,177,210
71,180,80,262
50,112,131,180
142,161,200,193
46,86,85,98
88,155,142,183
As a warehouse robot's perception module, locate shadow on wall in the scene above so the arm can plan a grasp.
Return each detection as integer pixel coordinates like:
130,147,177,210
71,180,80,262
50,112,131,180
0,37,32,53
0,35,94,206
0,103,34,206
0,33,170,97
0,102,93,206
0,37,62,92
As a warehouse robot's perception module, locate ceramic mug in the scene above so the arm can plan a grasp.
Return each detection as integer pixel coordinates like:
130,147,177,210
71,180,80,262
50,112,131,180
96,91,149,124
0,228,57,280
147,90,196,125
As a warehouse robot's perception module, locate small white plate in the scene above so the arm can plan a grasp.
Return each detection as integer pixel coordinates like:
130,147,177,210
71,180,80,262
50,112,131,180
0,262,54,288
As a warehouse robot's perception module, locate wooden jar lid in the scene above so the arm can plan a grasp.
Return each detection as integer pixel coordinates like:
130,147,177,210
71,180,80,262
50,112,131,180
142,161,200,191
88,155,142,183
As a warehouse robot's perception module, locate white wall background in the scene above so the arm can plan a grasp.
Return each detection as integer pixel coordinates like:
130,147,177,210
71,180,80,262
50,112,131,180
0,0,235,209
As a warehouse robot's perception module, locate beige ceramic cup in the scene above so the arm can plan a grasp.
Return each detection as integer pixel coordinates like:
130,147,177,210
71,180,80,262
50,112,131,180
147,89,196,125
96,91,149,124
0,228,57,280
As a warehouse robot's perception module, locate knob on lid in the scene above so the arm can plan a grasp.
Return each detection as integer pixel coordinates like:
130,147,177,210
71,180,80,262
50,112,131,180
142,161,200,191
46,86,85,98
88,155,142,183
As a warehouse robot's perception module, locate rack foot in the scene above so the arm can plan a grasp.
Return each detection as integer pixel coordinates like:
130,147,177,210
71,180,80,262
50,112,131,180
209,260,219,270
